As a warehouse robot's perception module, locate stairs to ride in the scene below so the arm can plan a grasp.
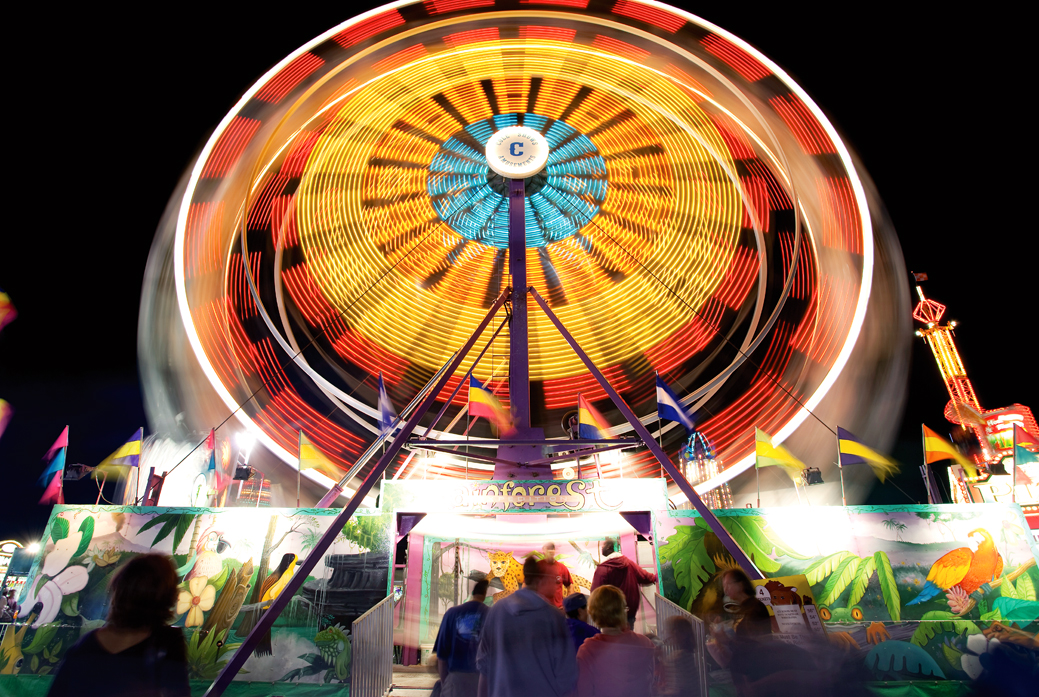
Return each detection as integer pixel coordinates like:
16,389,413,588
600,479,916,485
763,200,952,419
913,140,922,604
389,665,439,696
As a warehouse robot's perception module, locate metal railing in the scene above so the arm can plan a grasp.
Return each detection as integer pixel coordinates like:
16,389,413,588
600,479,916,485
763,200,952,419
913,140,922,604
655,593,709,697
351,594,394,697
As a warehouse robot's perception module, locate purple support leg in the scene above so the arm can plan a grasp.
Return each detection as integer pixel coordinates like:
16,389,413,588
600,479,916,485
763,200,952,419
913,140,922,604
528,288,763,579
508,177,529,429
203,289,511,697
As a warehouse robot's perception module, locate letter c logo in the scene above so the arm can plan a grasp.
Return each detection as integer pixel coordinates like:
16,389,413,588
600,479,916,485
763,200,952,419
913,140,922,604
509,141,524,157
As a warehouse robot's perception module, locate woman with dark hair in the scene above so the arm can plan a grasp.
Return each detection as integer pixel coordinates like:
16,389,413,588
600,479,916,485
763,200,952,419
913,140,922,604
48,553,190,697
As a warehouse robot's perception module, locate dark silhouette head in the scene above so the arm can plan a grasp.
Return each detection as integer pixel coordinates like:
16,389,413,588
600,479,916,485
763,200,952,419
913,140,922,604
472,579,489,599
108,553,179,629
602,539,616,557
275,553,297,576
722,568,754,601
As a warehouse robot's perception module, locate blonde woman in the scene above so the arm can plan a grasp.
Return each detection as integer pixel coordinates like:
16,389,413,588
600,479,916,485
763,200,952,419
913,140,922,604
576,585,655,697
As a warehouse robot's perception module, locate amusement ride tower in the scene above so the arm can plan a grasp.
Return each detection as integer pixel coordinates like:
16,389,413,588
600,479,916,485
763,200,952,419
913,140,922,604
913,285,1038,467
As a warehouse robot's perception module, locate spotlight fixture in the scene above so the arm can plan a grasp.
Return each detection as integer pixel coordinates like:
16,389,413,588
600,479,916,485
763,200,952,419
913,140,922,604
802,467,824,486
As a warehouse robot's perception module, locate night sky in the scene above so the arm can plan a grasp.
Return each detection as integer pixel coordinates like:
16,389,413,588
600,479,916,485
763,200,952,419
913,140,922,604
1,4,1032,544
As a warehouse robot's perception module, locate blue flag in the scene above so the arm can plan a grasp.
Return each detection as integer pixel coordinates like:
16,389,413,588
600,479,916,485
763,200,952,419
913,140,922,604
656,376,694,431
378,373,397,434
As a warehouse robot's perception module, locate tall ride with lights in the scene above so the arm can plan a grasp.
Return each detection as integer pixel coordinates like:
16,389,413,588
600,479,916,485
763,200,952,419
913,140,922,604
913,285,1038,468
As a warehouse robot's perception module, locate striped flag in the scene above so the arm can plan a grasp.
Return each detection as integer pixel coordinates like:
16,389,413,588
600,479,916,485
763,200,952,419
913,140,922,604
837,427,900,482
578,394,611,440
469,376,514,435
922,424,977,477
96,428,144,478
39,427,68,505
656,376,694,431
40,469,64,506
754,428,803,481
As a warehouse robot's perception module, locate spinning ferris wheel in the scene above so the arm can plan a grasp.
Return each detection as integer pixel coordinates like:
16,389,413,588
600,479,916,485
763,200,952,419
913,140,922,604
140,0,910,506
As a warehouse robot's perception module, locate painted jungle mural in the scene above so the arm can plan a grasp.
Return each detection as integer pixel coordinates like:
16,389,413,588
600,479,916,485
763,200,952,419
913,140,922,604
1,505,391,685
656,503,1039,682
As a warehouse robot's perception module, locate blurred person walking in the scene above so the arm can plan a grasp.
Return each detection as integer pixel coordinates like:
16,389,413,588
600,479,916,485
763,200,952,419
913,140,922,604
48,553,190,697
541,542,573,609
477,557,577,697
564,592,600,651
591,539,657,629
434,579,490,697
576,585,655,697
659,615,700,697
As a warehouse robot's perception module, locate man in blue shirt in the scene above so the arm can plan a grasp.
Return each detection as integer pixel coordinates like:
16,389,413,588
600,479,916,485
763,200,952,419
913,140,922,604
435,579,490,697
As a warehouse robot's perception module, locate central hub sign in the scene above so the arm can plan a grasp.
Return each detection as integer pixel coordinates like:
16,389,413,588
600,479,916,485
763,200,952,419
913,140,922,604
485,126,549,179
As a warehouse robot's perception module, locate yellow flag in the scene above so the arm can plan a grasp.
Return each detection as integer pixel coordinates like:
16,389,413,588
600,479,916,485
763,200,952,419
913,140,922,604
754,428,804,481
299,432,344,480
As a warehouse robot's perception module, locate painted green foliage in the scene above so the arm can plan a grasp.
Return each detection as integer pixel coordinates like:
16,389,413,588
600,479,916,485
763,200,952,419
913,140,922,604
185,630,241,680
659,515,806,609
804,550,901,620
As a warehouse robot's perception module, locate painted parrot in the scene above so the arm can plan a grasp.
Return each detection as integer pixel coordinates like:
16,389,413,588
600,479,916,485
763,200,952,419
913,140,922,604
182,530,229,582
906,529,1003,605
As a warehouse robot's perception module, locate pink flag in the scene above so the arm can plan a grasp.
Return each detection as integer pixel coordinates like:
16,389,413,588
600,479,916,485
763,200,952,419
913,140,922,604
206,428,216,451
39,469,64,506
44,426,69,461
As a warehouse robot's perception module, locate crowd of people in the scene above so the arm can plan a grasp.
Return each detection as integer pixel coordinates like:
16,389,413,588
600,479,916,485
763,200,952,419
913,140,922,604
434,539,687,697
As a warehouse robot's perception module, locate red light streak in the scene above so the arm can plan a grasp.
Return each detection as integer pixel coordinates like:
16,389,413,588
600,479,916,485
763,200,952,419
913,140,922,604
331,10,405,49
255,53,324,104
444,28,500,47
769,95,836,155
517,26,577,42
612,0,685,33
701,34,770,82
185,202,225,278
373,44,429,74
816,177,862,254
200,116,260,178
425,0,494,15
591,35,649,62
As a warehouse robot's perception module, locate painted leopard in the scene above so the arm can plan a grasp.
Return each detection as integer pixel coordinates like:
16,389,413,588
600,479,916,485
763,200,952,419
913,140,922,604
485,550,591,602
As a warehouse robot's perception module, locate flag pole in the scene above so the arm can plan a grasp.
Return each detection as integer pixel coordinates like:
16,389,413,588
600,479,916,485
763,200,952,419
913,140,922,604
756,464,760,508
920,424,932,504
655,371,663,480
297,430,302,508
836,431,846,506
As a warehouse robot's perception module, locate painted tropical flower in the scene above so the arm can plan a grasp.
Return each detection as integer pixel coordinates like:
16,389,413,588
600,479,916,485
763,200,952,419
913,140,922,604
41,532,82,577
945,586,975,616
176,577,215,627
92,547,121,567
961,632,999,680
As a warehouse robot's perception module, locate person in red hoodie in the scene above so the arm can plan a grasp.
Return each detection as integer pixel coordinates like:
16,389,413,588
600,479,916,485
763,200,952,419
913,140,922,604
590,539,657,630
576,585,656,697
